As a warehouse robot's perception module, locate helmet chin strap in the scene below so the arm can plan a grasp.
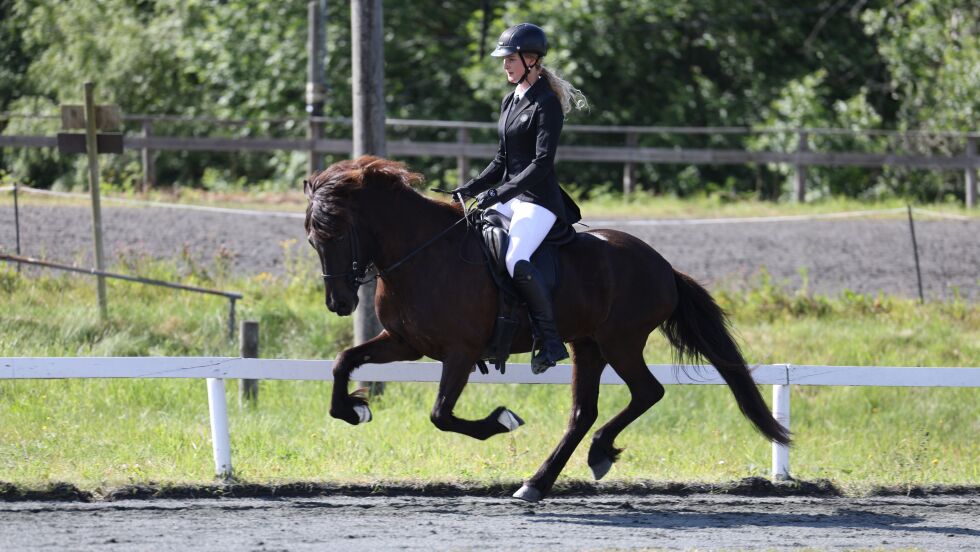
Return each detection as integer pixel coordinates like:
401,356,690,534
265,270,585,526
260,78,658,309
516,51,536,86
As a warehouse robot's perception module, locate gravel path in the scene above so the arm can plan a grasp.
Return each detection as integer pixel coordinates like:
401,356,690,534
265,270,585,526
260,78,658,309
1,203,978,300
1,495,978,551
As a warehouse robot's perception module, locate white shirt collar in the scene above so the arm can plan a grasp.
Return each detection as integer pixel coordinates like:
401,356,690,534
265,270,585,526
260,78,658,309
514,77,539,102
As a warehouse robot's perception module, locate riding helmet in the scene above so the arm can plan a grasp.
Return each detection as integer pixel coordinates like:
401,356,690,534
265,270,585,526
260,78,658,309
491,23,549,57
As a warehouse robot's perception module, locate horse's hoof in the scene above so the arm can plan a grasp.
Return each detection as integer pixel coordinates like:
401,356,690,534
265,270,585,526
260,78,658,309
353,404,372,424
497,408,525,432
512,484,542,503
589,456,614,481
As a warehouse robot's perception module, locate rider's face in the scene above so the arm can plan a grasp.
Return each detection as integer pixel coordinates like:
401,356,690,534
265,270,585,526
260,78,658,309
503,53,538,84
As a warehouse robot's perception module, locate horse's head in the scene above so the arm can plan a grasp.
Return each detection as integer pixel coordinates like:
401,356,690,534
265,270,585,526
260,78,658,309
303,156,424,316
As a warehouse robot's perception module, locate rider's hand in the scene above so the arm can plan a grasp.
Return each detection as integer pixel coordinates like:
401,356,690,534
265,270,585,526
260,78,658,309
475,188,499,210
451,184,474,203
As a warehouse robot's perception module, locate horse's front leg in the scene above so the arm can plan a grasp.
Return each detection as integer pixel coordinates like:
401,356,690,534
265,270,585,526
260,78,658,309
429,352,525,441
330,330,421,425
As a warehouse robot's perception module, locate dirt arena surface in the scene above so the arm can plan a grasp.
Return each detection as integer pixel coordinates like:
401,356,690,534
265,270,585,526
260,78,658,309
1,494,978,551
1,203,978,300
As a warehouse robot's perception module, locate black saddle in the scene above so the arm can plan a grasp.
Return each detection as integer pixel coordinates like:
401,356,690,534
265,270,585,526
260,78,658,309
476,209,577,374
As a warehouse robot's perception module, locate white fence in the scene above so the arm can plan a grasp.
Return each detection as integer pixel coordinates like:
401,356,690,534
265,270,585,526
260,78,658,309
2,357,979,480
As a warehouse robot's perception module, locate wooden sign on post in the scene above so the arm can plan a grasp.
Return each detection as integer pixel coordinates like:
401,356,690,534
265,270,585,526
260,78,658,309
60,104,122,131
55,84,125,318
58,104,123,154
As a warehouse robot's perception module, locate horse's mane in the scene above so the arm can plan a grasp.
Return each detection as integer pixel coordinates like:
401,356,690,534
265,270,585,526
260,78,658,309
305,156,458,241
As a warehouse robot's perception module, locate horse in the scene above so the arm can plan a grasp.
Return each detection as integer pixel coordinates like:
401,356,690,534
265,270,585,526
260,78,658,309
303,156,790,502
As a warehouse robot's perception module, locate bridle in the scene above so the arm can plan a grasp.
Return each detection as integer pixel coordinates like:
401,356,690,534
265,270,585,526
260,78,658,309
319,223,369,291
319,212,472,293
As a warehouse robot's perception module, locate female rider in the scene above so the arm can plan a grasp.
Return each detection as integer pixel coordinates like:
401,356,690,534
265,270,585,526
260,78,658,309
455,23,588,372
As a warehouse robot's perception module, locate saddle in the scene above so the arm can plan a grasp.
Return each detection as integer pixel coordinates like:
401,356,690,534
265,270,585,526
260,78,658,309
476,209,577,374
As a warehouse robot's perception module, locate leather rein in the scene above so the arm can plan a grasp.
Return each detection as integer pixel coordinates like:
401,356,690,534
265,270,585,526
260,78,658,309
321,214,471,292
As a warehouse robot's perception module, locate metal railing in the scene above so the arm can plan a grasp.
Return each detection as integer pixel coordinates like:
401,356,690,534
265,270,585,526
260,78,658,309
0,253,243,340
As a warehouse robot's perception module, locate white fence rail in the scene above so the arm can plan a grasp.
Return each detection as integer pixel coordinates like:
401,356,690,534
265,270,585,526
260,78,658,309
2,357,979,480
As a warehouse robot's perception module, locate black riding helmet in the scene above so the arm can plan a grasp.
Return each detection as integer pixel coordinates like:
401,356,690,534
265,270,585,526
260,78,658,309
491,23,548,85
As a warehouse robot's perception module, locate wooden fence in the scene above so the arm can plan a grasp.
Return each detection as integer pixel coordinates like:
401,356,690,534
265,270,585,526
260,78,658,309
1,113,977,207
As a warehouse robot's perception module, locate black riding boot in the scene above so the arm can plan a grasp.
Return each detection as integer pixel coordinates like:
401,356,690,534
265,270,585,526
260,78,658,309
512,260,569,373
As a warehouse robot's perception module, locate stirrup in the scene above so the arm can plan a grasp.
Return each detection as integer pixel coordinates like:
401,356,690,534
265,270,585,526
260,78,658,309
530,337,568,374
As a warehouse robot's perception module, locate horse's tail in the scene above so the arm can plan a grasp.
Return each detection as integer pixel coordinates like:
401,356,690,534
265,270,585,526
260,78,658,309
661,270,791,445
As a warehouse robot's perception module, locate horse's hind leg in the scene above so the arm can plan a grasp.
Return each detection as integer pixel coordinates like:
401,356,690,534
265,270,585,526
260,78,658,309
588,332,665,480
513,337,605,503
429,352,525,441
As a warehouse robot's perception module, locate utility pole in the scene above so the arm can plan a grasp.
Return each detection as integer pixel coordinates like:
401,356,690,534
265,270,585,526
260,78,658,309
307,1,327,176
351,0,386,394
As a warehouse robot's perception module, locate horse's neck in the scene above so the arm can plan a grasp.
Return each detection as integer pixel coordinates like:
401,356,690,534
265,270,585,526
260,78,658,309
362,190,460,272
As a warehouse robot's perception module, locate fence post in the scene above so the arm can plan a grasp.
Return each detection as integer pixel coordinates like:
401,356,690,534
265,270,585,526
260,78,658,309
966,136,977,209
239,320,259,407
141,120,155,193
457,127,470,185
623,131,637,195
12,184,21,273
771,383,791,480
206,377,233,478
83,82,108,319
794,130,809,203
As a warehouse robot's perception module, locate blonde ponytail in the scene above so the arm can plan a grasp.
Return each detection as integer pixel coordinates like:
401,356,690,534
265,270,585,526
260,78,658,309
541,66,589,115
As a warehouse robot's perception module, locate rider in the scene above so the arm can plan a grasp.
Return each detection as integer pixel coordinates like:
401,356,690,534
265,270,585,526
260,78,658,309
455,23,588,372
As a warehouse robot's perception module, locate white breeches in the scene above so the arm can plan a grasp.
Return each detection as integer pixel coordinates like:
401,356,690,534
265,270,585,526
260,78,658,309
491,197,557,277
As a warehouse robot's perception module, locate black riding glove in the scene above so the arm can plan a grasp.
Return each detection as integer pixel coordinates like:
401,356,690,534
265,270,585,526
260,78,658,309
476,188,499,210
450,184,475,203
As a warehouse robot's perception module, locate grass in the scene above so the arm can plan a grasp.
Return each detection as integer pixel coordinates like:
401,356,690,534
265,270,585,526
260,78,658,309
0,253,978,493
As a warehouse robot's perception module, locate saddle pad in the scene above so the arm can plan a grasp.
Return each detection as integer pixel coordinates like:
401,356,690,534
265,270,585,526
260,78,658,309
480,209,576,296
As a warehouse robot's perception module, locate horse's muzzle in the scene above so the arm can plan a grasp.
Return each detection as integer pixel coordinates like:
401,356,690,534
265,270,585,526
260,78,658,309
327,297,357,316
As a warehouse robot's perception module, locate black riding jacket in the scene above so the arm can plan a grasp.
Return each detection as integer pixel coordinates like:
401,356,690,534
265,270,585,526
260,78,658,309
462,76,581,225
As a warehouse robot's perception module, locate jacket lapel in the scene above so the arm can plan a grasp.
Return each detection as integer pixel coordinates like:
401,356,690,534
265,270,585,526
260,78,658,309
505,93,532,131
507,77,548,131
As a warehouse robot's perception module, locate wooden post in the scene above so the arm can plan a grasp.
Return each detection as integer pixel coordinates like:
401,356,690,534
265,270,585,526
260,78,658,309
307,1,326,176
623,131,637,195
239,320,259,407
84,82,108,318
457,127,469,184
794,130,809,203
140,120,155,193
966,136,977,209
227,297,237,342
351,0,386,394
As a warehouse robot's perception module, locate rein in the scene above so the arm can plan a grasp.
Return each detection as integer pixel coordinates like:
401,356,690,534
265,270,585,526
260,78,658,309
321,214,471,291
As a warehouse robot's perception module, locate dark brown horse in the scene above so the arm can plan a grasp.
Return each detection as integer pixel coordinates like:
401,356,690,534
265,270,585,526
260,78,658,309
304,156,790,502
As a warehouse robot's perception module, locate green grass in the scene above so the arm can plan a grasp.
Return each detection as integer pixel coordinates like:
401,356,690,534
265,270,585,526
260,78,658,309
0,257,978,493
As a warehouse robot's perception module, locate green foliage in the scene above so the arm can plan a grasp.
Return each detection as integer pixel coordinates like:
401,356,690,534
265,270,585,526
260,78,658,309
1,0,976,200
